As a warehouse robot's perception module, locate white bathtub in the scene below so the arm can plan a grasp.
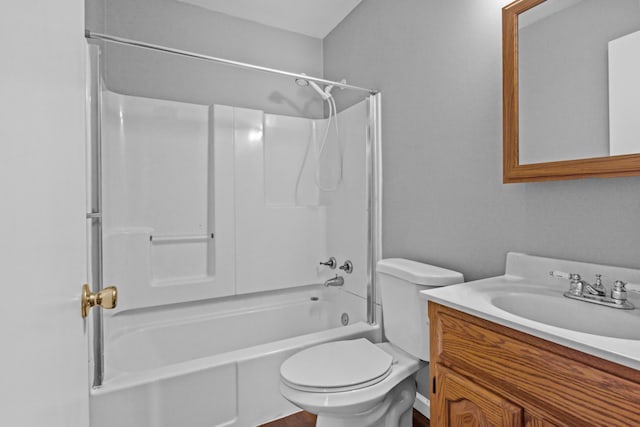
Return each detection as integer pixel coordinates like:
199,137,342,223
90,285,380,427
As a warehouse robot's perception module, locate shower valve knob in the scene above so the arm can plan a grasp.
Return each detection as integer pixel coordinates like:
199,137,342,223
339,260,353,274
320,257,337,269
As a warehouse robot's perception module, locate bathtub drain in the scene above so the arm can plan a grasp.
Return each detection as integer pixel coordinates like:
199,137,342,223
341,313,349,326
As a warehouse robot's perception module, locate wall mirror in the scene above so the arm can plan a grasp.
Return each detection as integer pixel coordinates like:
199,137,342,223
503,0,640,183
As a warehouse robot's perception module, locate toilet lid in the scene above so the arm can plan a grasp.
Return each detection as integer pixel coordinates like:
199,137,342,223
280,339,393,392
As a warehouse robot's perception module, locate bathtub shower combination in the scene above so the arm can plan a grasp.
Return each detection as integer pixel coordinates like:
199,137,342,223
86,33,382,426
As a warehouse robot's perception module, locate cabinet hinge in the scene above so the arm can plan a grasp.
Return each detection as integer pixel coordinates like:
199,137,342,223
432,376,436,394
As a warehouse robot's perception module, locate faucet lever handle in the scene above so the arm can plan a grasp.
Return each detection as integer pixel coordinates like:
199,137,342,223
613,280,627,289
339,260,353,274
320,257,337,269
551,271,584,296
549,271,580,281
612,280,628,303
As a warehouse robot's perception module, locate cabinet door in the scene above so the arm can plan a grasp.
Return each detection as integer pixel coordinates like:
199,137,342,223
524,414,559,427
433,364,523,427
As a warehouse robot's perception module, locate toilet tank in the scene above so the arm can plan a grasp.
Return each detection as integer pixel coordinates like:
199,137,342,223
377,258,464,361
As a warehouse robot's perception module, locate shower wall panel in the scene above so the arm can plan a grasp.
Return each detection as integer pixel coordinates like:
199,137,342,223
102,91,235,310
226,106,327,294
264,114,319,207
321,101,369,300
101,91,369,310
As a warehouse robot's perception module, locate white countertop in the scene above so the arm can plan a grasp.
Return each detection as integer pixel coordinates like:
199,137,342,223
420,253,640,371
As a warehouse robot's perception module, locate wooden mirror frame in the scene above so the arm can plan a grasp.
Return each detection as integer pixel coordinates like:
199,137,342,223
503,0,640,183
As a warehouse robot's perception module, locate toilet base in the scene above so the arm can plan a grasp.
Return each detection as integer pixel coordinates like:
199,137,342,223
315,377,416,427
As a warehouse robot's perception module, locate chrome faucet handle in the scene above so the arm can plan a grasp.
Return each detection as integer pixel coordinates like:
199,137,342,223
611,280,628,303
339,260,353,274
549,271,580,281
550,271,584,295
320,257,337,269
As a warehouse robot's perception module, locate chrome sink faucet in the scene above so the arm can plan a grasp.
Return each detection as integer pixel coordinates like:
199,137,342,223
584,274,606,297
549,271,634,310
551,271,586,296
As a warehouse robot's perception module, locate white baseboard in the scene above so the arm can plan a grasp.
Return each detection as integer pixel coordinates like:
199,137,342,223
413,392,430,420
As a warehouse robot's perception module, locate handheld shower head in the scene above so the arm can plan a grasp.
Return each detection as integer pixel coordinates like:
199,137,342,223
295,74,334,100
309,80,332,100
293,75,344,194
324,84,335,98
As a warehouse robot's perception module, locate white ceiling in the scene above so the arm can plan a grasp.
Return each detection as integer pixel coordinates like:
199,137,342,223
177,0,364,38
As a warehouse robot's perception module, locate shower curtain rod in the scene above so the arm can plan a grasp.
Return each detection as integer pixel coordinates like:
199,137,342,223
85,31,378,95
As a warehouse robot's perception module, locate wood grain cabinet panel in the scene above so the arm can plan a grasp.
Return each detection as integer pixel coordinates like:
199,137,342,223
523,414,558,427
434,364,522,426
429,302,640,427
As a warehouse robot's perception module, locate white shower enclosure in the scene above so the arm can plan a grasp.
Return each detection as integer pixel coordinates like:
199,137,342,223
86,35,381,426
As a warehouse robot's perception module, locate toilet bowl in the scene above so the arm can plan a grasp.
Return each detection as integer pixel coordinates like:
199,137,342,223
279,258,464,427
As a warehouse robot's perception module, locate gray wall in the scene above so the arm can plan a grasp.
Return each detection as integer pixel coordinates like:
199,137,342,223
324,0,640,282
86,0,325,117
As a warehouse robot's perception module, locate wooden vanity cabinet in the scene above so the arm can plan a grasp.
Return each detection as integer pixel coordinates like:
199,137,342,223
428,302,640,427
435,364,523,426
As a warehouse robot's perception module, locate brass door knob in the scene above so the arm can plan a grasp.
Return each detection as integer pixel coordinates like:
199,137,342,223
81,284,118,318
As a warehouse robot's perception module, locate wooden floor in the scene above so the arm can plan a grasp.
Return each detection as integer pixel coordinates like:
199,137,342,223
259,409,429,427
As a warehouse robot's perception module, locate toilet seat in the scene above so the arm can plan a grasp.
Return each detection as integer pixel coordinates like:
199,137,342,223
280,339,393,393
280,342,423,418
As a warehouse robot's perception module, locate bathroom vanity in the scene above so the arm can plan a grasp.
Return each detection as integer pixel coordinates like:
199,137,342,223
422,253,640,426
429,302,640,426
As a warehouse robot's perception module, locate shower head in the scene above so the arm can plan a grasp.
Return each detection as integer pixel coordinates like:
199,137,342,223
295,74,334,100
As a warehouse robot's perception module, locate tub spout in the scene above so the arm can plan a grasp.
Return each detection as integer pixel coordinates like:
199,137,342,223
324,275,344,287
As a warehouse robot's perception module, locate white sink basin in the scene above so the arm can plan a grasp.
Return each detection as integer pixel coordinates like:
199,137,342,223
421,252,640,370
491,292,640,339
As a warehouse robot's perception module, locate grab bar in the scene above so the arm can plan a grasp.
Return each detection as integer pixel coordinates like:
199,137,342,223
150,233,214,243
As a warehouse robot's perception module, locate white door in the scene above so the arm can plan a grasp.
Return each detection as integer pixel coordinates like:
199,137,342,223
0,1,90,426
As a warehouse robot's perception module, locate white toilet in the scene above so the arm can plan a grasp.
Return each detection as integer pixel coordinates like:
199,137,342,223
279,258,464,427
